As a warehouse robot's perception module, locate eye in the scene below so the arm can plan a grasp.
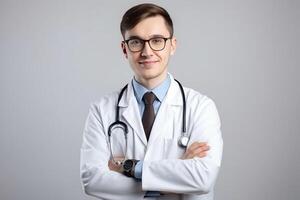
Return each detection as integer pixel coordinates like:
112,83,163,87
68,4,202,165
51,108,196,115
129,39,142,46
151,38,164,44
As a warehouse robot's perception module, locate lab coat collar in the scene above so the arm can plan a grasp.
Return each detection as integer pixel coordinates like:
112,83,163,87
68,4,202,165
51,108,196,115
164,73,183,106
118,80,148,146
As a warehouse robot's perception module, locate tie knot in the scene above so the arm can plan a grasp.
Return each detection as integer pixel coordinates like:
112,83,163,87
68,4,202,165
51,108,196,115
142,92,156,105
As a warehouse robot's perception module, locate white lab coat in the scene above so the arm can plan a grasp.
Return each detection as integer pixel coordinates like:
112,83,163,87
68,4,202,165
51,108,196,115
80,74,223,200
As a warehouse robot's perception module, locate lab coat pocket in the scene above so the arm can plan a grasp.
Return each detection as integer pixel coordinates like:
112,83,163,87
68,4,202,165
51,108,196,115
163,138,185,159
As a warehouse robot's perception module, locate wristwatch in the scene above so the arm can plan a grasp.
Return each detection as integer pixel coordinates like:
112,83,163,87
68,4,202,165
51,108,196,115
122,159,139,177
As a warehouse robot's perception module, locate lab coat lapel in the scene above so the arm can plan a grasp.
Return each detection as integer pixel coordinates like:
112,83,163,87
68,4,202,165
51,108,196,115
148,76,182,145
119,81,148,146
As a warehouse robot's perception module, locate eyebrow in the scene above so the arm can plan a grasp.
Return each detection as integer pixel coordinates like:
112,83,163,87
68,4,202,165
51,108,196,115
126,34,167,40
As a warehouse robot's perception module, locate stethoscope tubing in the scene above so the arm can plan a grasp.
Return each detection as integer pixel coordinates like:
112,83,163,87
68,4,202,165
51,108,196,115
108,79,187,164
114,79,186,132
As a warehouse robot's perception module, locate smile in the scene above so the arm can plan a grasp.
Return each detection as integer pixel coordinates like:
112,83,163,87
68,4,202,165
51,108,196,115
138,61,158,64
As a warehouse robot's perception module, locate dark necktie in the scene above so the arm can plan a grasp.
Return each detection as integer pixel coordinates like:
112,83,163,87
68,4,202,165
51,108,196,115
142,92,156,141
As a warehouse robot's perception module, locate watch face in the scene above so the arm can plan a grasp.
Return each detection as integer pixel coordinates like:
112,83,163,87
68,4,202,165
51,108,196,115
123,160,134,170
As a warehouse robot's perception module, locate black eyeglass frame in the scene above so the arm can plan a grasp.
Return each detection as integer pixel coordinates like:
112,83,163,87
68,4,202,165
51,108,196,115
123,37,172,52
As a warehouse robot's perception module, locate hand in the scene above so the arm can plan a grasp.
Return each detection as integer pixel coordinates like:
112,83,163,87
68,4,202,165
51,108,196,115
181,142,210,160
108,157,124,173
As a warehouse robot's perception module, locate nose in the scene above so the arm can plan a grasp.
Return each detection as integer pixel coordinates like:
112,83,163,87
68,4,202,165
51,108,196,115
141,41,153,57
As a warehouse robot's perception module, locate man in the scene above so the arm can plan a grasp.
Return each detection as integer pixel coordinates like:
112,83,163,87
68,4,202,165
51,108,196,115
80,3,223,200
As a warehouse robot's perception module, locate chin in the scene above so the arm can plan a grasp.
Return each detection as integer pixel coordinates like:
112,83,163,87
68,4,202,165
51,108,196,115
139,70,166,80
139,72,157,79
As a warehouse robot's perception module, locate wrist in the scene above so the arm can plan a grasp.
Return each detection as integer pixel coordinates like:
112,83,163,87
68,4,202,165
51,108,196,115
122,159,139,177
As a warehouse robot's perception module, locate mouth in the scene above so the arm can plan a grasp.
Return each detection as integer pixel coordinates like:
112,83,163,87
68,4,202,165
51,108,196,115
138,60,159,65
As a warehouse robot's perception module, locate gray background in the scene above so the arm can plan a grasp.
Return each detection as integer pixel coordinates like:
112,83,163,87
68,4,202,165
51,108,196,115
1,0,299,200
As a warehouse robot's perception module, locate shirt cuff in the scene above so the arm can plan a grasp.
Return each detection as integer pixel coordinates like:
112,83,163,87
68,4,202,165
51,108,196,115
134,160,143,179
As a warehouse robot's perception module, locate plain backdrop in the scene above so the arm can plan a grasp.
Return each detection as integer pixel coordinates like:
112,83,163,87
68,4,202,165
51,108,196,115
1,0,299,200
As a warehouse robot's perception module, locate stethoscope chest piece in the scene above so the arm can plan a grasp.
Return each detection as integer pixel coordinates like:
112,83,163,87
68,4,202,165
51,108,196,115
178,135,189,148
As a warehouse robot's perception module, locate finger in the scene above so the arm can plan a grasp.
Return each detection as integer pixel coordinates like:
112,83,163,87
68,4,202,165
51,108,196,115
114,156,125,161
187,142,199,150
108,160,114,165
197,151,207,158
187,143,208,154
197,142,208,146
108,160,115,170
188,142,207,151
187,146,209,157
201,145,210,151
108,161,123,172
191,145,210,156
183,143,209,160
199,145,210,152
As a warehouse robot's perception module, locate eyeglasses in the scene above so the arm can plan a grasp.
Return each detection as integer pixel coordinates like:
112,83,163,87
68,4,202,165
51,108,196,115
123,37,172,52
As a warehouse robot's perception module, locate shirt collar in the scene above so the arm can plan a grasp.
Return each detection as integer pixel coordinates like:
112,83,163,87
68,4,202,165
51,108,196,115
132,74,171,104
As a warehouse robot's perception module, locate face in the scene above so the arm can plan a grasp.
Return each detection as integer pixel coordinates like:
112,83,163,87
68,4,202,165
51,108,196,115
121,16,177,87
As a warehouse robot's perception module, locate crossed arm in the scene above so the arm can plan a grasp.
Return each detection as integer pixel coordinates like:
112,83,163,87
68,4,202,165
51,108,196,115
81,99,222,199
108,142,210,172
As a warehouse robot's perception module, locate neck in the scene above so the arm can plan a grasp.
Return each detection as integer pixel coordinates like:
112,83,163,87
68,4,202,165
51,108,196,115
135,72,168,90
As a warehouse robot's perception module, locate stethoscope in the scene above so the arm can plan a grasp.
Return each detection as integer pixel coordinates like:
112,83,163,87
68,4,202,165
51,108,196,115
108,79,189,164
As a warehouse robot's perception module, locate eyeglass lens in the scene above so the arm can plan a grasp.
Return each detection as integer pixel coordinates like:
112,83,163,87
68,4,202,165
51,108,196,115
128,38,167,52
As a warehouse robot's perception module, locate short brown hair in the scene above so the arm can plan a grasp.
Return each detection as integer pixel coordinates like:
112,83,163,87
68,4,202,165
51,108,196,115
120,3,174,39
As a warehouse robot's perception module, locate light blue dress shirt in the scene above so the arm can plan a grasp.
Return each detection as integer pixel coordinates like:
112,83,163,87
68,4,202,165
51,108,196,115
131,74,171,197
132,74,171,117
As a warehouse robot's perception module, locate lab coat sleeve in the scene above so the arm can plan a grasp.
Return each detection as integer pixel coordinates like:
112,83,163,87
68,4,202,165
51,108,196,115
80,103,144,200
142,97,223,194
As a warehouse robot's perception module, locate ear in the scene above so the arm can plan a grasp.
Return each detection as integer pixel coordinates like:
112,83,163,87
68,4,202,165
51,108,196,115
121,42,128,59
170,37,177,56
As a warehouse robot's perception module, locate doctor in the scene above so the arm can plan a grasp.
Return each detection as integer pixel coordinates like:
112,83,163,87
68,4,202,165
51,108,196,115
80,3,223,200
